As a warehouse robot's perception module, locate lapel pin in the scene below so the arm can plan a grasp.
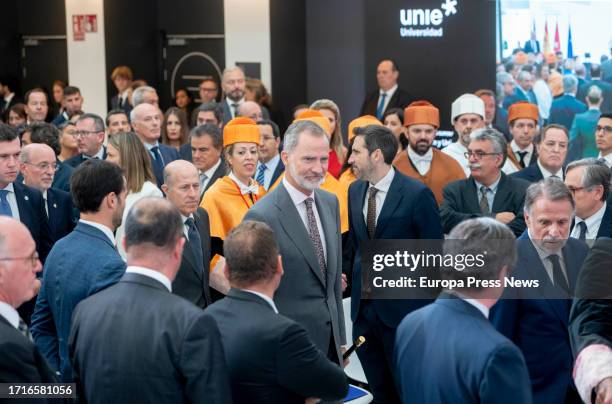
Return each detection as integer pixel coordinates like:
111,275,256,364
24,195,29,201
53,203,58,208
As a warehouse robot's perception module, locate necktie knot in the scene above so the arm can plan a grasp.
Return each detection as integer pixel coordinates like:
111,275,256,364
304,197,313,209
185,217,195,229
517,151,528,168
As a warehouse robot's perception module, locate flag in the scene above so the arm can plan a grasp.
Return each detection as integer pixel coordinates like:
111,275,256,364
567,22,574,58
543,21,551,55
554,20,561,52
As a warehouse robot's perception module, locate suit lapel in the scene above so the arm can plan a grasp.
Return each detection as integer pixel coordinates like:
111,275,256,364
491,174,511,213
597,204,612,238
375,171,404,237
465,177,481,213
315,189,337,286
13,183,35,231
182,238,203,281
351,181,369,241
276,185,325,286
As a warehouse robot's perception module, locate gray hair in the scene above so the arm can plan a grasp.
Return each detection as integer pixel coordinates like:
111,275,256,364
517,70,532,82
77,113,105,132
282,120,329,154
524,177,575,215
566,158,611,202
469,127,508,163
442,217,517,290
496,71,514,85
124,197,183,253
131,86,157,107
562,75,578,94
586,85,603,105
222,66,245,81
574,63,586,77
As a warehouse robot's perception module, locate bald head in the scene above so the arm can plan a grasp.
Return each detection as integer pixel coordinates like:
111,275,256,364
162,160,200,216
238,101,263,121
0,217,42,308
19,143,57,191
130,103,162,144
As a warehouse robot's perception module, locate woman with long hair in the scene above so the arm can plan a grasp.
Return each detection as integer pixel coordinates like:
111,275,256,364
5,103,27,127
174,88,194,120
57,121,79,162
106,131,162,258
161,107,189,150
310,99,347,178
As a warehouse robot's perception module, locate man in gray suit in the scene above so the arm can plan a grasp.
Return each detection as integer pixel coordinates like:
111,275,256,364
243,120,346,365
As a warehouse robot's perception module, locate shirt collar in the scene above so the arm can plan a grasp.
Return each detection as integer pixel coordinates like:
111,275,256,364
259,153,280,170
283,176,314,206
576,202,607,227
380,84,398,97
0,183,15,193
241,289,278,313
0,301,19,329
144,142,160,151
598,152,612,168
511,140,534,153
126,266,172,292
229,171,259,194
85,146,105,160
79,219,116,245
370,166,395,193
446,291,489,318
202,158,222,179
474,174,501,193
537,160,563,179
408,145,433,163
226,97,245,107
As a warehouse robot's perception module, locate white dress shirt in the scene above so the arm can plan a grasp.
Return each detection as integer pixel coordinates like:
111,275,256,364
126,266,172,292
442,141,470,176
598,152,612,168
79,219,116,246
256,154,281,190
474,175,501,212
0,301,19,329
242,289,279,313
282,177,327,261
511,140,534,167
226,97,245,120
537,160,563,180
571,202,607,240
362,167,395,226
0,183,20,220
377,84,398,115
200,158,222,193
407,146,433,176
528,229,569,286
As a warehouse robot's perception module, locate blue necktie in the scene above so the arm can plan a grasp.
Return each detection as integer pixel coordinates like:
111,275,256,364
256,163,266,187
375,93,387,120
185,218,204,274
0,189,13,217
150,146,164,185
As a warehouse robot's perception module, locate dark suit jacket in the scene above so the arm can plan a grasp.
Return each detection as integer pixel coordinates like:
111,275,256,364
524,39,541,54
69,272,231,404
207,289,348,403
394,294,532,404
570,237,612,356
568,109,601,162
0,94,22,116
51,160,73,193
51,112,68,127
511,163,564,183
348,169,443,328
243,183,346,363
549,94,588,130
494,106,511,141
221,99,237,125
63,147,107,168
12,182,53,261
440,173,530,236
268,158,285,190
490,233,589,404
31,222,126,381
110,94,132,116
152,143,180,186
46,188,76,242
503,87,529,110
570,203,612,239
360,87,414,117
173,208,212,308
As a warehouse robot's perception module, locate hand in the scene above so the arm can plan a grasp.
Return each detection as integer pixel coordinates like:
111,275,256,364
495,212,516,224
596,377,612,404
341,345,350,368
341,273,348,292
305,398,320,404
209,257,230,294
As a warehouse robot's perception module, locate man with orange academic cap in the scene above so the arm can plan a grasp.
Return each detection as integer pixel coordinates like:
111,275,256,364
393,101,465,205
503,101,540,174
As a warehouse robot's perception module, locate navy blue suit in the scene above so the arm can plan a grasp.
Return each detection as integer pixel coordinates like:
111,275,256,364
63,147,107,168
348,169,443,403
51,112,69,127
548,94,588,130
570,203,612,239
511,163,545,183
151,143,180,186
31,222,126,381
12,182,53,261
46,188,77,242
394,293,532,404
503,87,529,110
52,161,73,193
490,232,589,403
269,159,285,190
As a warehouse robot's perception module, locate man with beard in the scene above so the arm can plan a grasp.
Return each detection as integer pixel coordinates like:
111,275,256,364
347,124,442,403
503,101,540,174
393,101,465,205
221,67,247,125
31,160,127,381
442,94,486,176
243,120,346,369
440,128,530,236
63,113,107,168
491,178,589,403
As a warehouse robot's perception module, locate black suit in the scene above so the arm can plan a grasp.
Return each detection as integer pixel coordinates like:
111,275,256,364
174,208,212,308
207,289,348,403
69,272,231,404
12,182,53,262
63,147,107,168
440,173,530,237
0,95,22,117
360,87,414,117
511,163,544,183
570,203,612,239
46,188,77,242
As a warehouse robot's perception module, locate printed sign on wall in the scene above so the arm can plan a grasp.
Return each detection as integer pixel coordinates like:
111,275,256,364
72,14,98,41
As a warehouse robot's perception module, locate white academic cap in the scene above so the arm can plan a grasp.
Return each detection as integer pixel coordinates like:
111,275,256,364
451,94,485,124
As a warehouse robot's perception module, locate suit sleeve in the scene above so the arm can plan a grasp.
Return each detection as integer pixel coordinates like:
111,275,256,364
276,322,349,401
0,339,47,382
414,187,443,239
506,184,527,237
480,343,532,404
440,184,479,234
30,280,60,371
332,197,346,345
180,313,232,404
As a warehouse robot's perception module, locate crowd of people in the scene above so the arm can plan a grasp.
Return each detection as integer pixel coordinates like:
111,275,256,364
0,51,611,404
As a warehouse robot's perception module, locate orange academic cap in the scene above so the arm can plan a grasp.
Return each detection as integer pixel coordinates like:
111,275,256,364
223,117,261,148
293,109,332,136
347,115,382,142
507,101,539,124
404,101,440,128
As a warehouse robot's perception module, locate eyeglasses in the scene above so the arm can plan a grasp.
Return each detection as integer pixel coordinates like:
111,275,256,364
199,87,217,93
25,162,58,171
464,151,500,159
595,125,612,134
71,130,100,138
567,186,591,195
0,252,40,267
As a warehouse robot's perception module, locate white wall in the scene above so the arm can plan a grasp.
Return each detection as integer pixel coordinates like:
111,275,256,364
64,0,107,116
223,0,272,91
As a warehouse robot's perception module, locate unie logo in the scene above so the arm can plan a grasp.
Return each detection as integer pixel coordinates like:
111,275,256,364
399,0,458,38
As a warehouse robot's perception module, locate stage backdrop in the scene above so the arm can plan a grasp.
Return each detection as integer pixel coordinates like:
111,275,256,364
364,0,496,131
